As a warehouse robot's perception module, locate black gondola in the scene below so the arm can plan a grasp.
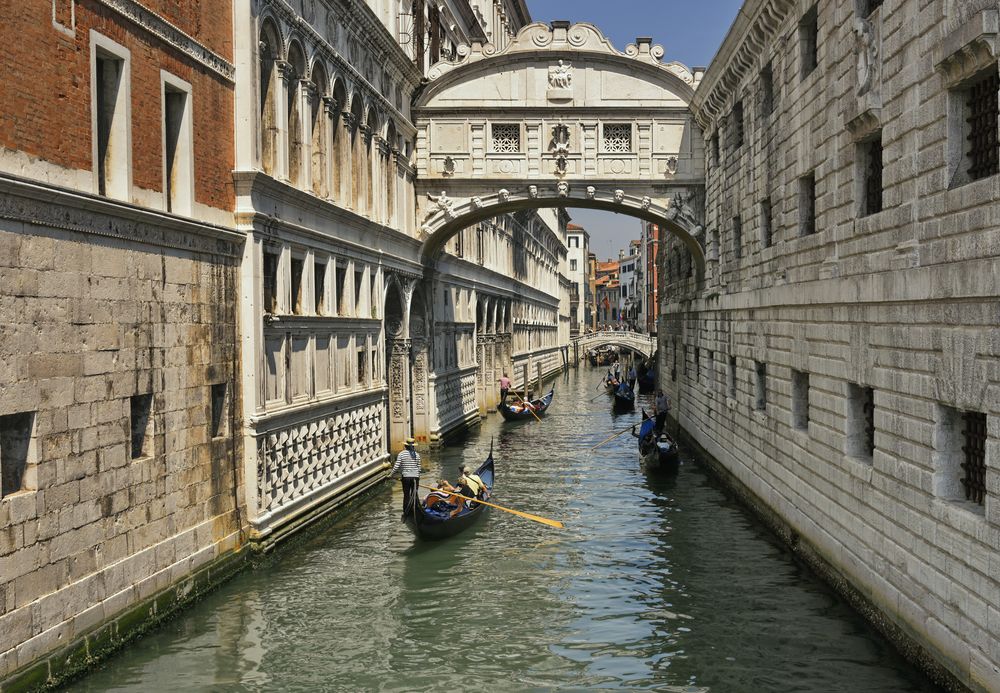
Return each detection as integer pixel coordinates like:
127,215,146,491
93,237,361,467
498,388,554,421
637,409,679,471
405,451,495,540
637,371,655,394
612,384,635,410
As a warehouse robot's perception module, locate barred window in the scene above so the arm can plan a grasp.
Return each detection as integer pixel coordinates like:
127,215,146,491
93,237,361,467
799,172,816,236
603,124,632,153
861,135,883,216
760,197,773,248
732,101,744,149
962,411,987,505
491,124,520,153
862,0,882,15
761,63,774,117
966,69,999,182
732,215,743,259
799,5,818,79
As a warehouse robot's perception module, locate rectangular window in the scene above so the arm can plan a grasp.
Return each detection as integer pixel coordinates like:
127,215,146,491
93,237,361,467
290,256,304,315
0,412,36,499
210,382,228,439
570,259,578,271
336,263,348,315
863,0,883,15
934,405,988,508
791,369,810,431
129,393,153,459
694,347,701,383
263,249,279,314
732,101,744,149
732,215,743,259
91,33,131,200
754,361,767,411
966,68,1000,182
491,123,520,153
569,236,579,248
846,383,875,460
799,5,819,80
761,62,774,117
760,197,773,249
799,173,816,236
603,124,632,153
357,345,367,385
314,260,327,315
162,73,192,214
860,134,884,216
354,269,363,317
711,135,720,167
728,356,737,399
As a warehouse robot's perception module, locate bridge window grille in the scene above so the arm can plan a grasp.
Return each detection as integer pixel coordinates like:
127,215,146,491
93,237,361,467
966,69,1000,181
603,124,632,153
861,134,883,216
961,412,987,505
491,124,520,153
711,135,720,167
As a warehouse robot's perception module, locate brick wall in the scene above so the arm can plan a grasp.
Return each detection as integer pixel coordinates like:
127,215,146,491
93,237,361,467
0,0,233,211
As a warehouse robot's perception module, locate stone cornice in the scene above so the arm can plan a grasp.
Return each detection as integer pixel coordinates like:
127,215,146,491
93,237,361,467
934,8,999,87
690,0,795,131
0,173,243,256
97,0,235,81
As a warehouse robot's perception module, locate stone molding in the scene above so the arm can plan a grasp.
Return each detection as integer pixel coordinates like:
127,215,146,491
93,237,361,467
97,0,235,81
690,0,796,130
421,21,696,93
934,7,1000,87
0,173,242,257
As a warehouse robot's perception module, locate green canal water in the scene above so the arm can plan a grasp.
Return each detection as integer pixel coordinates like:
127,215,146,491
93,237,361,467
68,367,938,692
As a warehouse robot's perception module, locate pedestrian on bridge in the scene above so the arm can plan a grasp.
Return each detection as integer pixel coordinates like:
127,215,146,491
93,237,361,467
391,437,421,520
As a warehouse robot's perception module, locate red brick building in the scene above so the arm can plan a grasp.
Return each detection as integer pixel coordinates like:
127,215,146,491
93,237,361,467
0,3,244,688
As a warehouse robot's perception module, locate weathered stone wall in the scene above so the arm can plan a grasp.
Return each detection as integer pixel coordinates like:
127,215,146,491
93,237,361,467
661,0,1000,689
0,177,245,686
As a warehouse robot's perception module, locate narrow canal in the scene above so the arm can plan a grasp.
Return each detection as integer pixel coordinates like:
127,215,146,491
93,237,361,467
70,367,938,692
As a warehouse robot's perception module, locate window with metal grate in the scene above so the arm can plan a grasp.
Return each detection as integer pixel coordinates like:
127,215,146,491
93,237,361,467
966,70,1000,181
961,411,987,505
863,136,883,215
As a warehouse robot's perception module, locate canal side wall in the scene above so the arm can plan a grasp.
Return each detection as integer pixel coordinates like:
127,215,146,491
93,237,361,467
661,0,1000,690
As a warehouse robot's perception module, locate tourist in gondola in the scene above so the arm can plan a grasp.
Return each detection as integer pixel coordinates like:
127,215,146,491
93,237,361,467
390,437,421,520
654,390,670,433
498,372,511,403
423,479,464,516
457,463,487,503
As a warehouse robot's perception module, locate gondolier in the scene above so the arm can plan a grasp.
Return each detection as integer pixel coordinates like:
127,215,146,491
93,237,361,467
654,390,670,433
391,437,421,520
498,373,511,403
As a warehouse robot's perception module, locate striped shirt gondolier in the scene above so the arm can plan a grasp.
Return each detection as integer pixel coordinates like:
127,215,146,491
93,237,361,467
392,449,421,478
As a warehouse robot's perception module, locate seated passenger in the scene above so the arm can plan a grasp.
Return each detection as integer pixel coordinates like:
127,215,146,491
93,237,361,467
423,480,465,517
457,464,488,502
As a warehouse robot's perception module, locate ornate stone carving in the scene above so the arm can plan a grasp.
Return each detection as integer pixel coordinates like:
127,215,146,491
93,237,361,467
498,188,510,202
665,156,678,175
548,59,573,89
471,196,483,209
586,185,596,199
855,16,879,96
641,196,651,211
551,122,571,154
427,191,457,220
528,185,538,198
442,156,456,176
613,189,625,203
557,182,569,197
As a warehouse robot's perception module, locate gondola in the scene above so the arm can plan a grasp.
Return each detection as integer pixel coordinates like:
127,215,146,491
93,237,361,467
404,449,495,540
604,374,620,395
637,371,655,394
612,383,635,410
637,409,679,472
498,388,554,421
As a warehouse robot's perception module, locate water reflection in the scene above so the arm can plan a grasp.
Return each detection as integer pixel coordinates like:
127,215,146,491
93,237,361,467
70,368,937,692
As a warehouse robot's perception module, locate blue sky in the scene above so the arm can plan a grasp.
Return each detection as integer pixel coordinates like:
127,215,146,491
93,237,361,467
526,0,744,260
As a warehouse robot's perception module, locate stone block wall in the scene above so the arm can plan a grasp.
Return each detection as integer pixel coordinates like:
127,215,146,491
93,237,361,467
0,178,245,685
661,0,1000,689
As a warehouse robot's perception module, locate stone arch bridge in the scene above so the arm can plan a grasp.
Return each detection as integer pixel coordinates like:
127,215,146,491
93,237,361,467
572,330,657,361
412,21,708,276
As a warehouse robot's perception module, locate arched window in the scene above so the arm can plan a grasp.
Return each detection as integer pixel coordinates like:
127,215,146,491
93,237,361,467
330,79,347,203
259,20,280,175
366,109,379,218
385,121,397,225
286,41,306,188
349,95,364,210
310,62,328,197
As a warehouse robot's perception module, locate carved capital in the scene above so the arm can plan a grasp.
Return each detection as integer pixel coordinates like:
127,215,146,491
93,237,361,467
322,96,339,116
276,60,296,82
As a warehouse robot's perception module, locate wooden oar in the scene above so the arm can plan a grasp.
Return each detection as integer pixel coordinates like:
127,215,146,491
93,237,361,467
591,412,653,450
589,386,611,402
510,391,543,423
419,485,564,528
